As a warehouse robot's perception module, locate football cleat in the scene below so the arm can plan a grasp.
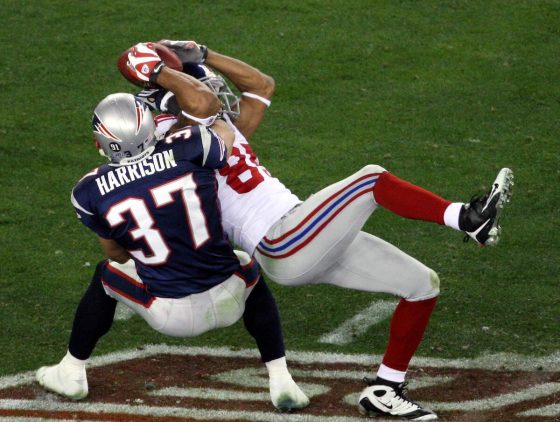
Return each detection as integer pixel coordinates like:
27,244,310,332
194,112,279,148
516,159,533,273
358,377,437,420
36,362,88,400
459,167,514,246
269,374,310,411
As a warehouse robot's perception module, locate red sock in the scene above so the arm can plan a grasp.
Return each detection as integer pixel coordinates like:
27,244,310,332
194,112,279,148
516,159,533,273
382,297,438,372
373,172,451,225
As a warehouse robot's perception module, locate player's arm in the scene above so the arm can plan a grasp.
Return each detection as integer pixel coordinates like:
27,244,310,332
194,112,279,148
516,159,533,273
127,43,221,126
98,237,132,264
154,67,221,126
159,40,274,140
204,49,274,140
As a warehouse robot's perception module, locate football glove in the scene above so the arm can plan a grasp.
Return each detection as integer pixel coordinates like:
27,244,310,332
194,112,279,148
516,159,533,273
158,39,208,64
127,42,166,86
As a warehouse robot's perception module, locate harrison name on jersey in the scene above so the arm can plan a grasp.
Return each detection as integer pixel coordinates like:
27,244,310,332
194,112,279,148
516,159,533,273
94,150,177,196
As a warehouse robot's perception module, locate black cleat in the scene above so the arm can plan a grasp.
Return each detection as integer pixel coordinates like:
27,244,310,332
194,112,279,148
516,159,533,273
459,168,514,246
358,377,437,420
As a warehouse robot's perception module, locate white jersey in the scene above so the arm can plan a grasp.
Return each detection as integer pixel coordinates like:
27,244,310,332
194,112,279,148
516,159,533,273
217,118,301,254
154,116,301,254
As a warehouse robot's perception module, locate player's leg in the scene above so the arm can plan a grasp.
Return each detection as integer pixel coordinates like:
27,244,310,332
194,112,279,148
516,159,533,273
36,260,117,400
373,167,514,246
243,276,309,411
255,164,385,285
358,296,438,420
255,164,514,286
321,232,438,419
320,231,439,298
100,259,248,337
107,251,308,411
322,231,439,373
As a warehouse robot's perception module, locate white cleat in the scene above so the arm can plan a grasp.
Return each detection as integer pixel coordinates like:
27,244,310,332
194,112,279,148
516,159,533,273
269,374,310,411
36,362,88,400
359,378,437,420
459,167,514,246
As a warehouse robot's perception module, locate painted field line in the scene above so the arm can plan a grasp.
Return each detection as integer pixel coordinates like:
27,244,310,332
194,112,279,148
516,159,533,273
153,380,329,401
151,387,271,401
0,419,97,422
0,399,366,422
1,344,559,391
212,367,455,389
426,382,560,411
518,403,560,417
319,300,396,345
209,368,329,397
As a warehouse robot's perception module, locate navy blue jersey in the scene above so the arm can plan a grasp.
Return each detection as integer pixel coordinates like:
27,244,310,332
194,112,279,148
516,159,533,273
72,125,240,298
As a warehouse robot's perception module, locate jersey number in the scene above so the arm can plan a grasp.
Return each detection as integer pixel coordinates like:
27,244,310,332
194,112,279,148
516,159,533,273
219,142,269,193
105,174,210,265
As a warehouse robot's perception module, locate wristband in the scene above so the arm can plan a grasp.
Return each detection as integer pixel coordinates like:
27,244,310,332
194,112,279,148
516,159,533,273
181,110,218,126
242,92,271,107
149,62,166,85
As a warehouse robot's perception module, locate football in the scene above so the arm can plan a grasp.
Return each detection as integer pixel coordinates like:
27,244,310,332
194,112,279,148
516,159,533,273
117,42,183,87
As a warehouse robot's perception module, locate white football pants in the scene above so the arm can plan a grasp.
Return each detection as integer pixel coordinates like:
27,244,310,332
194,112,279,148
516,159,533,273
102,251,257,337
254,165,440,301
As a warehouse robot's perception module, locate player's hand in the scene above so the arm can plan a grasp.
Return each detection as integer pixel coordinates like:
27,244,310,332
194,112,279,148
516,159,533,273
126,42,165,86
158,39,208,64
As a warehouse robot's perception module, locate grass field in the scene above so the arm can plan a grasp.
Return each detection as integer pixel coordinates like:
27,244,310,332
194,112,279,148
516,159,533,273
1,0,559,380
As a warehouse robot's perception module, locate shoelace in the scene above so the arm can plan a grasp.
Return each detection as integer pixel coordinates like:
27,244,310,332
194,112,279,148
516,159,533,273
396,382,413,403
362,378,419,409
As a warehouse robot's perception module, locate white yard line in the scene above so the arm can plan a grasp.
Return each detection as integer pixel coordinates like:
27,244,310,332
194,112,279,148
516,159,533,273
425,382,560,411
2,346,559,420
2,344,559,391
318,300,396,345
0,399,367,422
517,403,560,417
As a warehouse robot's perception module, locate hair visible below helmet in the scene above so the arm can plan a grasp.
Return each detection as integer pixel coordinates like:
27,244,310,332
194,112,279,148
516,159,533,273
183,63,240,119
92,93,157,164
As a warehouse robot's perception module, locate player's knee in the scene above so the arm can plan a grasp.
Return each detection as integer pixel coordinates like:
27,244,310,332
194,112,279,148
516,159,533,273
407,269,440,301
428,269,441,297
360,164,387,176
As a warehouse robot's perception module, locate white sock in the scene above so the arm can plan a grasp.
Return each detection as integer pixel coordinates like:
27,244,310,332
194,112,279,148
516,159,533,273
61,351,87,371
377,363,406,383
265,356,291,378
443,202,464,231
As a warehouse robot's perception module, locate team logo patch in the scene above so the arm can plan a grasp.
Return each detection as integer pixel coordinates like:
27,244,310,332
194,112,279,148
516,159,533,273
0,345,558,421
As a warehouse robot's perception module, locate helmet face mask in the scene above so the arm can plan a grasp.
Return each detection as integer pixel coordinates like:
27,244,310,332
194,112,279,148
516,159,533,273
183,64,240,120
92,93,157,164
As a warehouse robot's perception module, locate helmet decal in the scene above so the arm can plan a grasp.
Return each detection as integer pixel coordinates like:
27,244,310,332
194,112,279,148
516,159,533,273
92,113,122,142
134,99,146,135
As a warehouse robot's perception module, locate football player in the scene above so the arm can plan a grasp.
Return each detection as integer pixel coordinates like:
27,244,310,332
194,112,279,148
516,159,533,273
35,43,309,411
120,41,513,420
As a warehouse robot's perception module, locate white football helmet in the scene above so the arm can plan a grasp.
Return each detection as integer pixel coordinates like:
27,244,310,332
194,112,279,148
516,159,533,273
92,93,157,164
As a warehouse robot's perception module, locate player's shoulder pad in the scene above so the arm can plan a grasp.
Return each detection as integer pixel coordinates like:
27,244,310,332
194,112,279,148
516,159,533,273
75,167,102,185
71,167,103,217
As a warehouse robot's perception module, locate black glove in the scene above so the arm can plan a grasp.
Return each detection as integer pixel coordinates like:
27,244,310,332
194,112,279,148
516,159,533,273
158,40,208,64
